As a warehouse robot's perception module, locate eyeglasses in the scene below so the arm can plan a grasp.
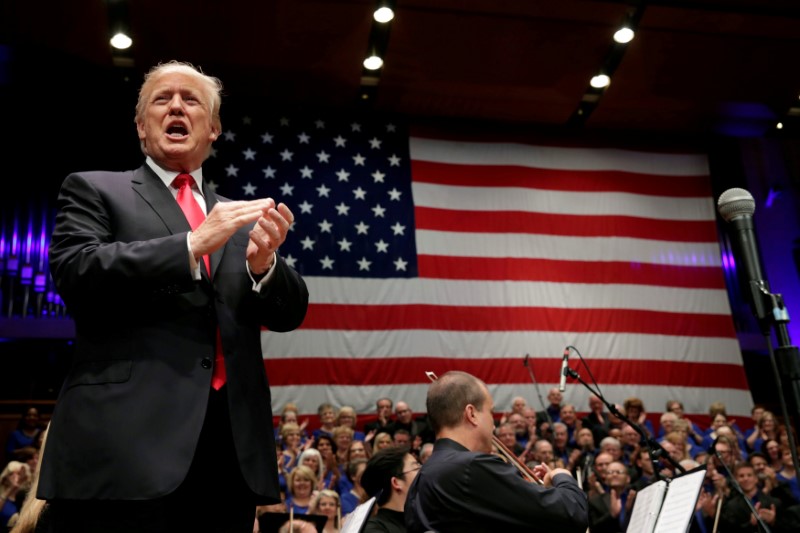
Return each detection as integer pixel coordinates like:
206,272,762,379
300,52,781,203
400,463,422,476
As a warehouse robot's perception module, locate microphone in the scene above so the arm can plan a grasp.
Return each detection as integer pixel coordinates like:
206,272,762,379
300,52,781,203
707,436,720,457
524,354,529,367
559,347,570,392
717,188,769,318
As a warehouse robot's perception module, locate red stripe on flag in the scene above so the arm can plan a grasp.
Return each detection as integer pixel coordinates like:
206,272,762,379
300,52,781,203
412,161,712,197
264,357,749,389
301,304,737,337
415,207,718,242
417,256,727,289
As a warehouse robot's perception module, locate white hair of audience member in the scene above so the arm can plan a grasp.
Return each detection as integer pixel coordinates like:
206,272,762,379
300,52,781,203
419,443,435,463
600,436,621,449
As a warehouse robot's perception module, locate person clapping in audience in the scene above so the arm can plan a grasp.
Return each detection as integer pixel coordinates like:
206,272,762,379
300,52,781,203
309,489,340,533
588,460,635,533
285,466,318,515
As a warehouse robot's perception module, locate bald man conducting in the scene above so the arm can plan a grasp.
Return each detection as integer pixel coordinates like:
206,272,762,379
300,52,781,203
405,371,588,533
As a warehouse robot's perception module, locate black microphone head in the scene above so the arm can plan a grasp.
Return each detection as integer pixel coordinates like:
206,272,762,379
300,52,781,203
523,354,529,366
718,188,755,222
708,436,720,456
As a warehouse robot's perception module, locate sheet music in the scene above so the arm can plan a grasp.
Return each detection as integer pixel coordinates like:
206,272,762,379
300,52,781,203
653,469,706,533
340,496,377,533
627,480,667,533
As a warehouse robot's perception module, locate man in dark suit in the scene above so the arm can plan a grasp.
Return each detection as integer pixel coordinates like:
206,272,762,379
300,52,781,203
405,371,588,533
588,461,635,533
38,61,308,533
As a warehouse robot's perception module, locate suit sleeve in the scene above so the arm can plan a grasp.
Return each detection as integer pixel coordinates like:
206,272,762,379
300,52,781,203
249,253,308,332
49,172,196,308
466,454,588,531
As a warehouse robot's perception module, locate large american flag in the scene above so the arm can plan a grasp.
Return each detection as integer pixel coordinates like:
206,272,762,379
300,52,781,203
206,112,753,419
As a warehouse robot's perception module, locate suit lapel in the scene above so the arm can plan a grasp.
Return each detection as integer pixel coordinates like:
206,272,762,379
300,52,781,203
132,164,213,280
131,164,191,235
204,182,224,279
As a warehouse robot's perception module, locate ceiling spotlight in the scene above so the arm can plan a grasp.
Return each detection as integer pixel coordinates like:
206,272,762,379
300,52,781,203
613,27,634,44
110,32,132,50
363,54,384,71
374,7,394,23
777,122,784,129
590,74,610,89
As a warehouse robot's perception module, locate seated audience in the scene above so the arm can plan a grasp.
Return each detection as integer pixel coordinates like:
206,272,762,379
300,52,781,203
309,489,340,533
763,439,784,472
373,432,393,452
4,407,42,464
314,403,338,440
314,435,341,491
623,397,654,438
536,388,563,437
776,447,800,504
340,458,368,516
630,447,656,492
552,422,578,469
718,462,782,532
496,422,524,458
276,403,310,444
389,402,432,444
419,442,434,464
363,398,394,438
285,465,319,515
581,395,611,445
559,404,581,446
746,410,779,455
332,426,354,466
588,460,635,533
297,448,329,491
1,462,28,529
507,413,531,448
664,400,704,446
336,406,365,442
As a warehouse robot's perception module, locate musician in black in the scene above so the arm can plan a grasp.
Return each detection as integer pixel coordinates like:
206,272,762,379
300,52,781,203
404,371,588,532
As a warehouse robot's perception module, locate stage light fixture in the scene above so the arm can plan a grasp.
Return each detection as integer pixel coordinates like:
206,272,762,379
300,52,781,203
374,7,394,23
614,27,634,44
363,54,384,70
590,74,610,89
110,32,132,50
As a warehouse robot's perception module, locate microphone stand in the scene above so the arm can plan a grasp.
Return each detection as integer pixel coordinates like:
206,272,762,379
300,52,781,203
751,285,800,474
523,354,553,426
564,366,686,479
711,446,771,532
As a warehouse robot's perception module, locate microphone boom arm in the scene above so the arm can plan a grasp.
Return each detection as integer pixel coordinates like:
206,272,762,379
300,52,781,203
563,366,686,477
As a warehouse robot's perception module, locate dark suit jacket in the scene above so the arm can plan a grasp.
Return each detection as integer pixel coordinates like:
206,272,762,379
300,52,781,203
719,490,781,532
38,165,308,502
588,490,633,533
405,438,588,533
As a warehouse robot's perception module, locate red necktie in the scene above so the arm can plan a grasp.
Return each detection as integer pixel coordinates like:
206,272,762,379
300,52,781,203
172,173,226,390
173,173,210,274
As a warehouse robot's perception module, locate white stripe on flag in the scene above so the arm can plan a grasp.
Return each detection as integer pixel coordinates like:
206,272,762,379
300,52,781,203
263,330,743,366
301,277,733,315
412,182,716,221
410,137,710,176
